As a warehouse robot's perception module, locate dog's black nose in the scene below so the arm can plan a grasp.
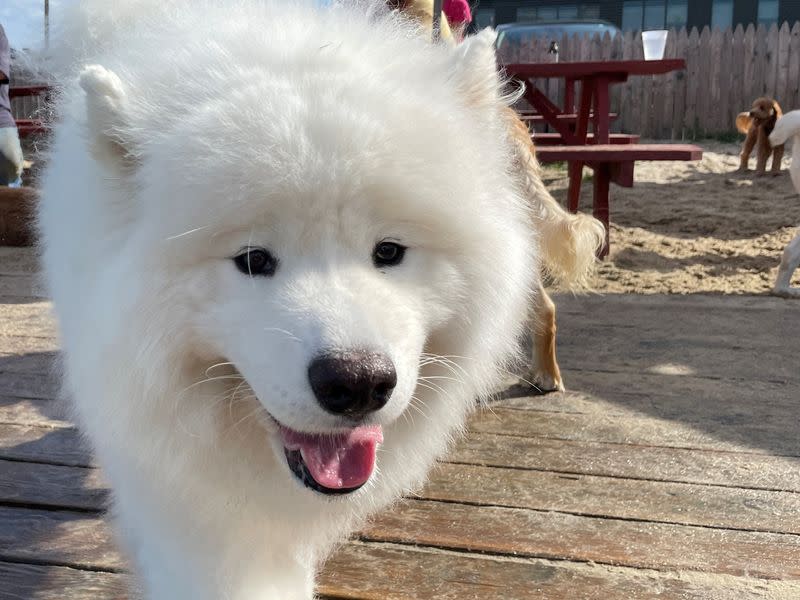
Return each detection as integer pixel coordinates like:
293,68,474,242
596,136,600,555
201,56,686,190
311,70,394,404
308,351,396,418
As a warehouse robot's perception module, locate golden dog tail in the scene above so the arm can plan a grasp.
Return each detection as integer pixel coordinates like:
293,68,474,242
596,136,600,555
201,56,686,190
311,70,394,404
504,108,605,291
736,112,752,134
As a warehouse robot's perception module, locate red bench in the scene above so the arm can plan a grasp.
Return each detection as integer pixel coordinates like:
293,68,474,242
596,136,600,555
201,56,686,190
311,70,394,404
519,112,619,124
15,119,49,138
10,86,52,139
535,144,704,258
532,133,639,146
9,85,50,99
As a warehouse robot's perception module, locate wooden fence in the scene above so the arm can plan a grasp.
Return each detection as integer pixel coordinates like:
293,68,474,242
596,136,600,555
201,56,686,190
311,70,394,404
10,23,800,140
500,22,800,140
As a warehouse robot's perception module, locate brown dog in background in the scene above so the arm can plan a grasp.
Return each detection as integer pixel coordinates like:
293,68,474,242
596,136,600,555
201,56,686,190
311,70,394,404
737,97,784,175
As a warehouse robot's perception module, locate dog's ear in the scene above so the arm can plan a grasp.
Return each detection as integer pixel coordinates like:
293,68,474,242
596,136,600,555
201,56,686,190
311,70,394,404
448,28,502,110
772,99,783,119
736,112,753,134
79,64,137,171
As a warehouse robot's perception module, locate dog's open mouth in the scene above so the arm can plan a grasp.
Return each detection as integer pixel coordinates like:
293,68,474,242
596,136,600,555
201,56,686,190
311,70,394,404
279,425,383,495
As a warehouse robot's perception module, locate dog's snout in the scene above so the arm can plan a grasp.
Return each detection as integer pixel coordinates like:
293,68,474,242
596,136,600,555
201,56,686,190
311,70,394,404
308,351,396,418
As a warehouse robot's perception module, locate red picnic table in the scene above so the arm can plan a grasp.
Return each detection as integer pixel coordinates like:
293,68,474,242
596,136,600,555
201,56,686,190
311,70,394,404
504,59,703,257
9,85,51,138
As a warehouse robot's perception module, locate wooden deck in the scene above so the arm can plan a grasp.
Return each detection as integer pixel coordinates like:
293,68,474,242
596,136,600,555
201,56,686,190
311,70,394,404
1,247,799,599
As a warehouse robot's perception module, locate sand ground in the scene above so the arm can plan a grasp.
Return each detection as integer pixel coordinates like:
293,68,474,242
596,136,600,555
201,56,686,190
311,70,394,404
542,141,800,294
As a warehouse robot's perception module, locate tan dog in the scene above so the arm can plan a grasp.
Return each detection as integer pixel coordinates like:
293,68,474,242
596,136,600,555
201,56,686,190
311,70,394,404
737,97,784,175
390,0,604,391
503,107,604,391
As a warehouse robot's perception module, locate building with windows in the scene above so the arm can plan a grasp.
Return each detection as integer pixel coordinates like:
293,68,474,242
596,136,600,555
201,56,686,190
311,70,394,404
472,1,800,31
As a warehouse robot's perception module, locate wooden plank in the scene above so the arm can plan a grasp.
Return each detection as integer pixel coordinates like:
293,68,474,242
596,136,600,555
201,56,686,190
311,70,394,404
420,462,800,535
448,432,800,492
0,561,135,600
0,349,57,374
364,499,800,580
696,27,712,137
776,22,791,110
0,274,46,299
5,450,800,545
730,25,745,130
4,403,800,501
0,305,57,339
467,407,800,456
683,27,700,136
765,24,780,100
0,423,92,467
535,144,703,162
0,247,39,275
0,463,800,578
659,30,676,138
502,377,800,418
671,28,688,139
0,396,70,427
788,22,800,110
743,25,757,102
4,544,798,600
0,369,60,400
755,24,769,96
0,459,107,511
554,327,798,382
0,335,58,354
6,463,800,578
717,28,732,133
0,506,123,571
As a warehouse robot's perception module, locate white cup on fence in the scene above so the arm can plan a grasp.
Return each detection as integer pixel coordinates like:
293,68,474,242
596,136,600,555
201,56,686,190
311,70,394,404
642,30,668,60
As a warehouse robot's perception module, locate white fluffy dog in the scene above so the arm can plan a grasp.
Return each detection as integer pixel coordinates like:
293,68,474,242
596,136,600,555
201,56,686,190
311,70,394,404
37,1,536,598
769,111,800,297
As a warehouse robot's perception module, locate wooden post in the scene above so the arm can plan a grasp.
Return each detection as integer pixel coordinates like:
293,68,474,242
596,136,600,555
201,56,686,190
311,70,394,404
44,0,50,49
432,0,442,42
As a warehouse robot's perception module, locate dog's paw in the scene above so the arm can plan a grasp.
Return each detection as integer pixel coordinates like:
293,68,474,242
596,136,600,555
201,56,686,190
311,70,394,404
527,370,565,394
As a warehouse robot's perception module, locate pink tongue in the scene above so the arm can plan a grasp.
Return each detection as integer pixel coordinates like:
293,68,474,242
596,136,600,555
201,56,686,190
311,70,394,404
280,425,383,490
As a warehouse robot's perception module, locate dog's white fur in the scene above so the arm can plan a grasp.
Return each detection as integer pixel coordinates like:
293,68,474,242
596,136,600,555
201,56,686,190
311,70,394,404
37,1,537,597
769,111,800,298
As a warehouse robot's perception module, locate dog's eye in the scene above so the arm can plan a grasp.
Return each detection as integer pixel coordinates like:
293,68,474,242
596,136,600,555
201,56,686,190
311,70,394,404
373,241,406,267
233,247,278,276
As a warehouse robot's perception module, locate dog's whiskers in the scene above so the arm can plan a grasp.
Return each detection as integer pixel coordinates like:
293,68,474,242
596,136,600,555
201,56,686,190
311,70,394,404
165,225,210,241
263,327,302,343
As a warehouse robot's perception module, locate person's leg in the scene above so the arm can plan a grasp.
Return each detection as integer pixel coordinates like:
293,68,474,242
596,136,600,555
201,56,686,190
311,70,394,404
0,127,23,186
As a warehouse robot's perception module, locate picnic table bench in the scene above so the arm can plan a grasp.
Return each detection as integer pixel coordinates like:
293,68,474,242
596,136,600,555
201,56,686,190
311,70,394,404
506,59,703,257
535,144,703,256
9,86,51,139
519,112,619,124
533,132,639,145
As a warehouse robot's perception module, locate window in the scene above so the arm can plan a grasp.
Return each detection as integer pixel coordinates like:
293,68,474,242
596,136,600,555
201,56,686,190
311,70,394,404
758,0,780,26
711,0,734,30
538,6,559,20
474,8,495,28
516,4,598,22
559,5,579,19
622,1,645,31
622,0,687,31
644,0,666,30
665,0,688,29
